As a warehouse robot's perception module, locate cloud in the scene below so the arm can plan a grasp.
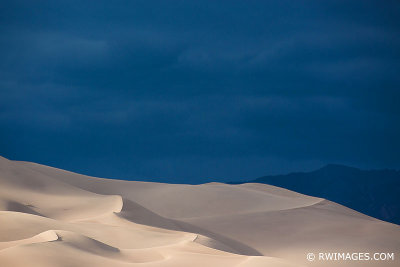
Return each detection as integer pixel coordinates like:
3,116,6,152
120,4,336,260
0,0,399,182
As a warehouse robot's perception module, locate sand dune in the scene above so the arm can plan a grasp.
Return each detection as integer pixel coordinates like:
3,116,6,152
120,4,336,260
0,156,399,266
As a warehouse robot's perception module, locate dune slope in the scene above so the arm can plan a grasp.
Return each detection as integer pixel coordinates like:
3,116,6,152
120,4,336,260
0,156,399,266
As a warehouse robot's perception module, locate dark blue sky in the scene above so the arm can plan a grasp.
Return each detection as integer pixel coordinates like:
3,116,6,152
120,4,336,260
1,1,399,183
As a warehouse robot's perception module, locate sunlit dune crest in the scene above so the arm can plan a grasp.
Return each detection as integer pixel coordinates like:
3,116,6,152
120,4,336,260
0,156,399,266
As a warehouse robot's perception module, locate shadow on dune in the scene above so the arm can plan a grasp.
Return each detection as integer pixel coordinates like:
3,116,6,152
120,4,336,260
118,198,263,256
6,201,44,217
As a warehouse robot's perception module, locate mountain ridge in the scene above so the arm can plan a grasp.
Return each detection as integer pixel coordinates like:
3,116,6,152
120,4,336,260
230,164,400,225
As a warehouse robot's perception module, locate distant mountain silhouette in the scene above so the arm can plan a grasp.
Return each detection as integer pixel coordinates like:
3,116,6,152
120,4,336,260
230,164,400,225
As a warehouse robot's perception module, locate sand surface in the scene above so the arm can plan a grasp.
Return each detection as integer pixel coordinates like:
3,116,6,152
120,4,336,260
0,156,399,266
